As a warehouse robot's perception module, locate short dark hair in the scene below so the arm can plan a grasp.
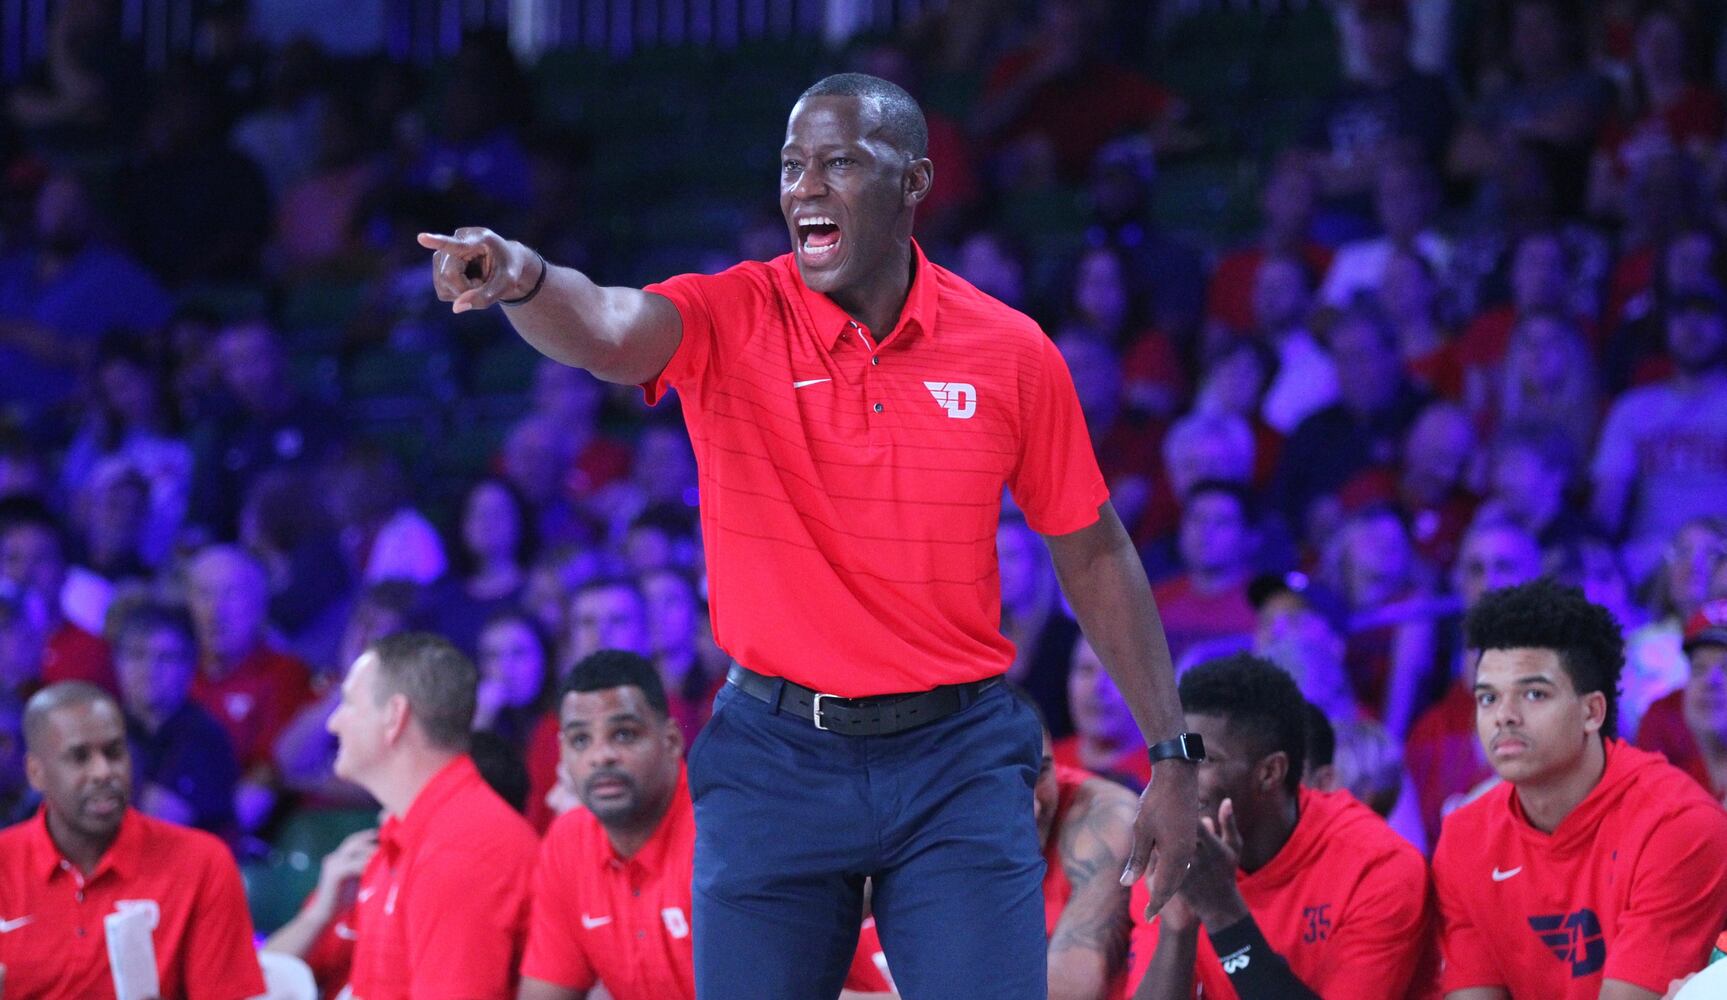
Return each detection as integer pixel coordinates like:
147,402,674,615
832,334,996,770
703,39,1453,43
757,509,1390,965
1465,578,1624,737
23,681,119,753
559,649,669,718
113,602,196,646
367,632,477,752
1304,701,1336,771
1179,654,1307,793
798,73,929,160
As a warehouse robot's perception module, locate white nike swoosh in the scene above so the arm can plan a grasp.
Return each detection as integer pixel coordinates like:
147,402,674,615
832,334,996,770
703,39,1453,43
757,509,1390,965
581,914,612,929
334,922,358,941
0,915,33,932
792,378,832,389
357,887,376,902
1491,866,1523,881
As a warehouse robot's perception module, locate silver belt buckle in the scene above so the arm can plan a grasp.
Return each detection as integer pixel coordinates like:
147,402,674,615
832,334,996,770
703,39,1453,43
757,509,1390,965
812,692,836,731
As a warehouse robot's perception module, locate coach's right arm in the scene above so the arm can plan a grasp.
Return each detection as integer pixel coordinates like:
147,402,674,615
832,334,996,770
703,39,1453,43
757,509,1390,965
419,228,682,386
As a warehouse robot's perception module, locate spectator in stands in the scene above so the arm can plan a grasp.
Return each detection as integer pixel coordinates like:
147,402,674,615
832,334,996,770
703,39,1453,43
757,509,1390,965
1000,514,1082,738
622,503,698,576
1377,247,1461,398
1491,309,1600,459
1483,421,1592,553
954,229,1028,312
1603,227,1723,394
1273,305,1430,543
1592,291,1727,580
1343,400,1480,572
1249,252,1338,436
239,466,353,664
326,631,538,1000
1058,635,1149,790
528,359,631,503
1082,138,1208,339
114,601,237,836
565,576,652,672
1300,0,1454,222
322,442,446,586
405,35,534,212
184,543,313,829
191,319,343,536
0,169,173,412
1405,515,1544,850
274,95,381,275
1062,245,1184,421
1636,599,1727,800
1319,154,1448,308
473,610,554,752
1458,229,1577,404
1152,481,1258,670
972,0,1188,183
1325,504,1438,736
1057,332,1161,537
1433,579,1727,997
588,422,698,542
640,567,723,746
1129,654,1435,999
70,459,153,588
1207,155,1332,338
0,682,267,998
412,476,535,656
1188,340,1279,486
120,69,271,287
0,501,114,694
501,414,589,550
0,591,46,704
1249,572,1361,724
1328,717,1407,821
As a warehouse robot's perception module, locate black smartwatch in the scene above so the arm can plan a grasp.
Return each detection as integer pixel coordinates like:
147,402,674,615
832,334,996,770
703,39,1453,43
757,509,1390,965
1147,732,1206,765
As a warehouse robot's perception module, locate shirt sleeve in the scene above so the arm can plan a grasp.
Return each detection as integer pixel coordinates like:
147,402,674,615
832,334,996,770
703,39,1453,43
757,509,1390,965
1602,802,1727,992
1590,395,1641,485
185,844,268,1000
519,829,598,991
406,842,538,1000
641,264,774,405
1007,333,1109,536
1313,848,1437,997
1432,833,1507,993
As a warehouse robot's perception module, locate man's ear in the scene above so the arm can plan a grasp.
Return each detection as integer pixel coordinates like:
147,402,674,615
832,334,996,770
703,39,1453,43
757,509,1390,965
23,752,42,795
1581,689,1607,735
904,158,934,207
383,693,411,746
1257,750,1290,796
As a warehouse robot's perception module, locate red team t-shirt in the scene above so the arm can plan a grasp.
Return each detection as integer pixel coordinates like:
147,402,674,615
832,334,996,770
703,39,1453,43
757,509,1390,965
643,241,1108,697
1434,740,1727,997
1126,787,1437,999
0,808,265,1000
348,755,539,1000
190,643,315,770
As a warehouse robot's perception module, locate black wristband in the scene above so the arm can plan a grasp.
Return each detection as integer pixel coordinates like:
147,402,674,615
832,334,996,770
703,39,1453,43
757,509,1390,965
501,249,548,306
1207,916,1322,1000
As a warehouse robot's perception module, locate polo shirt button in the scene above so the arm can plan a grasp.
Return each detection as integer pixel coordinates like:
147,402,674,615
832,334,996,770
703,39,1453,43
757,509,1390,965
76,927,86,937
75,891,84,902
873,403,884,413
870,356,878,366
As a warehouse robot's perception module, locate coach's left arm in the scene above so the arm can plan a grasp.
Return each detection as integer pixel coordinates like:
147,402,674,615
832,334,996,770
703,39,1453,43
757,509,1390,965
1044,500,1198,915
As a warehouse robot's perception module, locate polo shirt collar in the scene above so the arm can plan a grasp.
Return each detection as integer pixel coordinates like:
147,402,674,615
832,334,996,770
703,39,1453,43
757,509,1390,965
381,754,478,859
599,764,692,873
32,805,143,884
789,239,938,353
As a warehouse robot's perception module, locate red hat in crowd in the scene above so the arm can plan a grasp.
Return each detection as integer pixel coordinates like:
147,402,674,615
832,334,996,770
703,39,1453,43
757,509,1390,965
1684,599,1727,654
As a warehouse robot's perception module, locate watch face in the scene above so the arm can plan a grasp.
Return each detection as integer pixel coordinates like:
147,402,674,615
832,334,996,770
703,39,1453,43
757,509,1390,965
1181,732,1206,762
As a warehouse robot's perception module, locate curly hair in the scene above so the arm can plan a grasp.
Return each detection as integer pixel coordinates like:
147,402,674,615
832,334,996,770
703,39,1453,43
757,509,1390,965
1464,578,1625,738
1179,653,1306,793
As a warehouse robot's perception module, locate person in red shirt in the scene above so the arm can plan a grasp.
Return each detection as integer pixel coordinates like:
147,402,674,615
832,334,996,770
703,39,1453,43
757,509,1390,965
1130,654,1437,1000
1058,635,1152,791
0,501,116,695
419,72,1198,999
1150,481,1259,671
1434,578,1727,999
184,544,314,831
1636,599,1727,799
0,682,265,999
325,631,539,1000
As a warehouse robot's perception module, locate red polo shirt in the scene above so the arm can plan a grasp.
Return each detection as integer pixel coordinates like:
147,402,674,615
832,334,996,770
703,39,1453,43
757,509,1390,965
190,642,314,770
1126,787,1438,999
1434,740,1727,998
523,766,696,998
643,243,1108,697
0,808,265,1000
348,755,538,1000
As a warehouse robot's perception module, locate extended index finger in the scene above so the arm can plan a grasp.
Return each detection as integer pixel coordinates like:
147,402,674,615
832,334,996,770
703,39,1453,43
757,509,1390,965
417,231,470,253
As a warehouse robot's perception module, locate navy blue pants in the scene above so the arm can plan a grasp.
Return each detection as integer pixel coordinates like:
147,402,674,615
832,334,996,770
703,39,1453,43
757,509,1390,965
688,678,1049,1000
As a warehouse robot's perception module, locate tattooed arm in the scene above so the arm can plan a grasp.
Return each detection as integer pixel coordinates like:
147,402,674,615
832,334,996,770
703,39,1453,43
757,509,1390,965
1049,776,1138,1000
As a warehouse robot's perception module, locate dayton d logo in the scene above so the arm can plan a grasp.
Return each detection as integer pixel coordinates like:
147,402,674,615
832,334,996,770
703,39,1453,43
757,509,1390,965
1528,910,1605,977
924,381,977,419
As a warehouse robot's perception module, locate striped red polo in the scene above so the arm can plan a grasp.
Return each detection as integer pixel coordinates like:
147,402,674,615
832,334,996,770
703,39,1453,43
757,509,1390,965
643,240,1106,696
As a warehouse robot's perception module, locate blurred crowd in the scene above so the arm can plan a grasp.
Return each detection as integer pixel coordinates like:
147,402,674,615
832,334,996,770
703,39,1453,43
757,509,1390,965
1,0,1726,891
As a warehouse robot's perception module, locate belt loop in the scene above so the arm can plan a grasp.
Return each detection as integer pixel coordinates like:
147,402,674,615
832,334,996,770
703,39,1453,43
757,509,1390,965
768,676,788,716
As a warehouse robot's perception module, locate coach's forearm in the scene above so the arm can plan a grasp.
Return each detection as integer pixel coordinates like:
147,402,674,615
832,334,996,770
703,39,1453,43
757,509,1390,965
1133,924,1198,1000
1047,502,1184,744
501,258,682,386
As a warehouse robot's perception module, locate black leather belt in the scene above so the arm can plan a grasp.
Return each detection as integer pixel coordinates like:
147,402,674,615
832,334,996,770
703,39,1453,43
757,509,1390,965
726,664,1000,737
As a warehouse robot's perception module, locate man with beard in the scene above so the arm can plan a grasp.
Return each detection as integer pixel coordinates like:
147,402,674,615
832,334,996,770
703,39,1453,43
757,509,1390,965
325,632,538,1000
0,681,264,998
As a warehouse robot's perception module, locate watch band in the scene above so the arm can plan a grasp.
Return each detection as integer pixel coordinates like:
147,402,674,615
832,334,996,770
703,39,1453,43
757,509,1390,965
1147,732,1206,764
